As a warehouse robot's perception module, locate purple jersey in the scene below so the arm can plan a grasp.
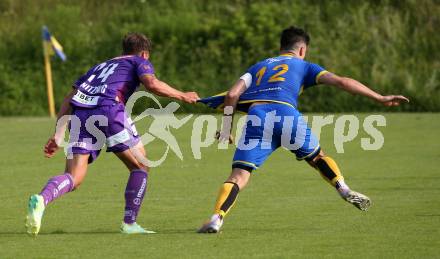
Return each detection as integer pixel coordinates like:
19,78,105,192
71,55,154,108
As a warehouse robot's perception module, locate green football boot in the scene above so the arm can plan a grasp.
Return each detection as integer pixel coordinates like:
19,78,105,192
120,222,156,234
25,194,46,236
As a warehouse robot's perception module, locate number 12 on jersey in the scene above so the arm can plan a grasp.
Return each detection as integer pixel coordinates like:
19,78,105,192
256,64,289,86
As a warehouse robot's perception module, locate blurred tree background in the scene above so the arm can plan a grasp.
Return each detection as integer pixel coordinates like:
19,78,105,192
0,0,438,115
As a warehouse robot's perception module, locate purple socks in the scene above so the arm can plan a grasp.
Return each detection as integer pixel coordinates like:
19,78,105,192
39,170,148,224
124,170,148,224
40,173,74,206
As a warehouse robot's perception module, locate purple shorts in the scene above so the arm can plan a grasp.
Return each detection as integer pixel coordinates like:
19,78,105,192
68,103,139,163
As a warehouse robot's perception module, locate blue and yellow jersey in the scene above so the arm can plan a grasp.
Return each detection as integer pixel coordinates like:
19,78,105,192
238,53,328,109
197,53,328,112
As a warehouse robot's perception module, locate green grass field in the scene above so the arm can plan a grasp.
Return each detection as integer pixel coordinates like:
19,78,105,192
0,113,439,258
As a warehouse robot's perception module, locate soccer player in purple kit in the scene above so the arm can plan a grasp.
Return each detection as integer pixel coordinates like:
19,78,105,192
25,33,199,235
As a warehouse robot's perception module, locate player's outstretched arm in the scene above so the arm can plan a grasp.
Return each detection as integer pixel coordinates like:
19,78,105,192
224,79,247,112
217,79,247,143
318,73,409,106
44,89,76,158
140,74,199,104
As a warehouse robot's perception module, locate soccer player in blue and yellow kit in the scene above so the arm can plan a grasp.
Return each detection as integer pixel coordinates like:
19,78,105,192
198,26,409,233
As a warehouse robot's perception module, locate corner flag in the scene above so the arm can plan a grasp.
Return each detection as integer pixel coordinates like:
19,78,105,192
42,26,66,61
42,26,66,118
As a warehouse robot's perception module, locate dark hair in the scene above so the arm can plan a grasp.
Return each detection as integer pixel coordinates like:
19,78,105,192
280,26,310,51
122,33,152,55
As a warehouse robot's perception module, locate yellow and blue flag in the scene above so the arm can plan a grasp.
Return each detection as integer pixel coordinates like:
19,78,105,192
42,26,66,61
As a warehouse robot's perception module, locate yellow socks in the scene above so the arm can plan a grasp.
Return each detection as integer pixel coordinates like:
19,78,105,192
315,156,343,186
315,156,350,195
214,182,240,218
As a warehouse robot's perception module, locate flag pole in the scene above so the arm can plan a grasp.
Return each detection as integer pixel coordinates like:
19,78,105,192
43,35,56,118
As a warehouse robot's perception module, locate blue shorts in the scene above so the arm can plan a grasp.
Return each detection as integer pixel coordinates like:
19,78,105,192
232,103,320,170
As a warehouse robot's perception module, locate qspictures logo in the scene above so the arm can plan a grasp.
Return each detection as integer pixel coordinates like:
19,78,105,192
55,92,386,167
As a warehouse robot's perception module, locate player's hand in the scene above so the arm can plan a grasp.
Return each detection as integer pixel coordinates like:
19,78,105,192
378,95,410,107
182,92,200,104
215,130,234,144
44,136,60,158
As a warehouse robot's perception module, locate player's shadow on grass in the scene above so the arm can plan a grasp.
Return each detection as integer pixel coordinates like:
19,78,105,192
0,232,104,237
39,228,196,235
2,227,262,236
0,228,199,236
45,229,121,235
